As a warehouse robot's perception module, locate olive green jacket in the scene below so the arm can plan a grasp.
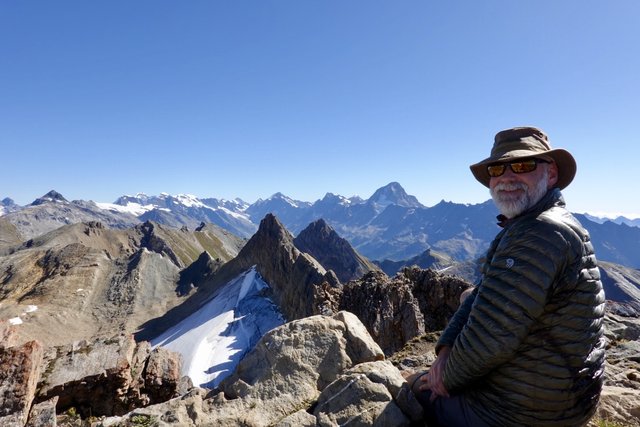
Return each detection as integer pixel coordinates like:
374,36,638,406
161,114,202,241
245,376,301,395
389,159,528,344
437,189,606,426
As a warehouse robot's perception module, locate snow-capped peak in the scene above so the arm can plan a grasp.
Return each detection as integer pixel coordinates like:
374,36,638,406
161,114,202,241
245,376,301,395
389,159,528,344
173,194,207,208
31,190,69,206
367,182,423,212
269,192,300,208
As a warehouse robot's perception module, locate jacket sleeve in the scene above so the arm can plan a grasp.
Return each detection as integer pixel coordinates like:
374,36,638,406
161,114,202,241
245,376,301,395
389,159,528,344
435,286,479,353
443,219,573,392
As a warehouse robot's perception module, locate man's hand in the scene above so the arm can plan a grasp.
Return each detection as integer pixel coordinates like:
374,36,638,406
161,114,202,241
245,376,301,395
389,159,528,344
424,346,451,401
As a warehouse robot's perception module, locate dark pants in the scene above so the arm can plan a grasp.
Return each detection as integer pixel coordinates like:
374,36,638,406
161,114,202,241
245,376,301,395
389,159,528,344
413,389,490,427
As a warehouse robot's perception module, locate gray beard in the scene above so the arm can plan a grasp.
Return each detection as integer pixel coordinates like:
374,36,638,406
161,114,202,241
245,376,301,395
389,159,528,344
490,170,549,219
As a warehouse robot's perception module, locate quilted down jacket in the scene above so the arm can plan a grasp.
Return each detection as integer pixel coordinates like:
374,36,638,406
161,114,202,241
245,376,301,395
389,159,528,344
437,188,606,426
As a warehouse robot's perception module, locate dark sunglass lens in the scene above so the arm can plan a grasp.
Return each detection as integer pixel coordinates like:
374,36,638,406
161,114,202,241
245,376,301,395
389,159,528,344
487,164,506,177
510,159,537,173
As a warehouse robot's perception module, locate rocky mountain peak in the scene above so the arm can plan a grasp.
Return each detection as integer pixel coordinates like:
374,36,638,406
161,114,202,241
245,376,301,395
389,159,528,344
297,218,332,237
177,251,222,296
31,190,68,206
0,198,21,217
200,214,336,322
250,213,296,247
294,219,380,283
136,221,182,267
2,197,17,207
367,182,423,211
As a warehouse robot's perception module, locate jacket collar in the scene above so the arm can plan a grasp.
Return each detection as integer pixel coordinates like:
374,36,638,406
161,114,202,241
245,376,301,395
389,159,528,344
496,188,565,228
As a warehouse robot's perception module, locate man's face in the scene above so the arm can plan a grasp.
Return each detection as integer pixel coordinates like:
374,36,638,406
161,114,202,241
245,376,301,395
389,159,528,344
489,159,559,218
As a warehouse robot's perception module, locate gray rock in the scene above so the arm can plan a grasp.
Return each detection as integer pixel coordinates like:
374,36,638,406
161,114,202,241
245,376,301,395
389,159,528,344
26,396,58,427
37,335,136,417
590,386,640,425
273,410,316,427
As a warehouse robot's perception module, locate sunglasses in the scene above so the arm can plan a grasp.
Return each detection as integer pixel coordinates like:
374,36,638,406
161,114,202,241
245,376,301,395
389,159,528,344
487,158,550,178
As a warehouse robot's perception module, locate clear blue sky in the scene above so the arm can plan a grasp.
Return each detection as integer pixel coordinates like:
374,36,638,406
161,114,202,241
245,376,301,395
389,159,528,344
2,1,639,217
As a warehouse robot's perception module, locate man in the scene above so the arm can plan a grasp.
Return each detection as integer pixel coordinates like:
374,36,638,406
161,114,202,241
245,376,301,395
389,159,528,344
407,127,606,426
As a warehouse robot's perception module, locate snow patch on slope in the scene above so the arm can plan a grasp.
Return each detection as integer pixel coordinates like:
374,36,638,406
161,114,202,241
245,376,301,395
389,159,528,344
96,202,156,216
151,267,284,388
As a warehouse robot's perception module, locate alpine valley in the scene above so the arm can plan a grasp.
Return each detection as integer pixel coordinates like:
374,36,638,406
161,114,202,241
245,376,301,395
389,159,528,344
1,183,639,426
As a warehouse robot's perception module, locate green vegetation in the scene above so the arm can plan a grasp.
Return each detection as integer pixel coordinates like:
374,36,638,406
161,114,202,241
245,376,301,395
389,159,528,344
129,414,159,427
592,418,634,427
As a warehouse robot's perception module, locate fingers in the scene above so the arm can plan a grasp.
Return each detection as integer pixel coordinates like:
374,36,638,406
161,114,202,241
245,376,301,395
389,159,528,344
417,372,430,391
424,368,450,400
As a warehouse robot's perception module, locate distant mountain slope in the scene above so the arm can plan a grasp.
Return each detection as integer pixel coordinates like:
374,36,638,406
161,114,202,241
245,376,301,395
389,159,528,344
375,248,454,277
244,192,312,228
584,213,640,228
0,197,21,216
3,191,139,240
104,193,257,238
0,217,22,247
574,214,640,268
0,219,245,348
598,261,640,316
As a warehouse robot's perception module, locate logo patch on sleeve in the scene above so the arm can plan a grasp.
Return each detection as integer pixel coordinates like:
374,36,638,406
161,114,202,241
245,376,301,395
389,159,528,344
506,258,515,269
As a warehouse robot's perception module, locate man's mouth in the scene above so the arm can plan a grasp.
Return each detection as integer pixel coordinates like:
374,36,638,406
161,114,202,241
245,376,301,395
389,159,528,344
496,188,525,200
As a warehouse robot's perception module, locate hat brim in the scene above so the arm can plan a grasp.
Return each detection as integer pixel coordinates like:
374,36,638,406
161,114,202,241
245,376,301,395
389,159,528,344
470,148,576,190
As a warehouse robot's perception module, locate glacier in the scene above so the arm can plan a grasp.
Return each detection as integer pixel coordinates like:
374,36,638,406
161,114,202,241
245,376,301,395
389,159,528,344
151,267,285,388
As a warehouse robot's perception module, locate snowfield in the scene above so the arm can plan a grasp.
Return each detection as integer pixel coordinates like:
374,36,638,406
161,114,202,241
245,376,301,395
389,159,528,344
151,267,285,388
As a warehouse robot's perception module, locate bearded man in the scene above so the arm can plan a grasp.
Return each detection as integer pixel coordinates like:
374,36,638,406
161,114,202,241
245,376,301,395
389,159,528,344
405,127,606,426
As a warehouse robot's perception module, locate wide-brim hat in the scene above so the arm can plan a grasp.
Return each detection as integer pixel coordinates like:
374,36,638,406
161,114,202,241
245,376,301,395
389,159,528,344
470,126,576,189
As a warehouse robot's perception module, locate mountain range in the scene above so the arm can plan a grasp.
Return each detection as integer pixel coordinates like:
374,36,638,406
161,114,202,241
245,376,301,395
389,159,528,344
2,186,640,424
3,183,640,269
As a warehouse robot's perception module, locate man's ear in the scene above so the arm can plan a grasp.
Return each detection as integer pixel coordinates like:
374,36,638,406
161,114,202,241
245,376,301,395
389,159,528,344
547,162,559,189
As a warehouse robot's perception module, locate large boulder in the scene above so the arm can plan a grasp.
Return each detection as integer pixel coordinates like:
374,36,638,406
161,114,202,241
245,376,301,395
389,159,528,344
35,335,184,418
0,340,44,427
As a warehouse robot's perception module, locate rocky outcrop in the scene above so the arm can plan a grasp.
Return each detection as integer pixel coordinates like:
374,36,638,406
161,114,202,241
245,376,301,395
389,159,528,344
0,320,18,348
316,267,472,354
0,340,43,427
294,218,381,283
35,334,184,418
102,311,411,427
595,312,640,426
0,332,185,426
176,250,223,295
0,305,635,426
137,221,183,268
194,221,247,260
